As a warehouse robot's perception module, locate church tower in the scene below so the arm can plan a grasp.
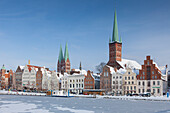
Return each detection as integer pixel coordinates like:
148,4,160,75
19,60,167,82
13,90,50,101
57,43,71,73
107,10,122,68
64,42,71,73
57,45,64,72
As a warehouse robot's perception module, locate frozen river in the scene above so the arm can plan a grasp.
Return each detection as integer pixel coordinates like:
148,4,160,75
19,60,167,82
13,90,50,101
0,95,170,113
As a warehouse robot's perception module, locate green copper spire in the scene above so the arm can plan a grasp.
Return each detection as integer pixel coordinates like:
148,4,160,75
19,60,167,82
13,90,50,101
119,35,122,43
58,45,64,63
112,10,119,42
64,42,69,62
109,36,111,43
1,64,5,70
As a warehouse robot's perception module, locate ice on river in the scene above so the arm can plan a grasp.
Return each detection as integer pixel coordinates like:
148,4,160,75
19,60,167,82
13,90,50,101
0,95,170,113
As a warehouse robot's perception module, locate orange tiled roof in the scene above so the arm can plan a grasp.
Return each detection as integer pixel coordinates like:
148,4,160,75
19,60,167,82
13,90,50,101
27,65,44,72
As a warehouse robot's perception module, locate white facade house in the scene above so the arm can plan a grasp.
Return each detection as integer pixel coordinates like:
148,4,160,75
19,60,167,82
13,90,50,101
61,70,86,94
68,74,85,94
48,71,59,90
22,65,37,89
122,68,138,95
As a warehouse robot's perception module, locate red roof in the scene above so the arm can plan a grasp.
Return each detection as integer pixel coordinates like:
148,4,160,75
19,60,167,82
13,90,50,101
27,65,44,72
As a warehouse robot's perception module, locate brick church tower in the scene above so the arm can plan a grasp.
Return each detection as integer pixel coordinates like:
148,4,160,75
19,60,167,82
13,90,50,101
57,43,71,73
107,11,122,69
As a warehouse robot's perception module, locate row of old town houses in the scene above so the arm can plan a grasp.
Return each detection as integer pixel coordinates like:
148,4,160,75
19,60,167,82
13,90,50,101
0,11,170,96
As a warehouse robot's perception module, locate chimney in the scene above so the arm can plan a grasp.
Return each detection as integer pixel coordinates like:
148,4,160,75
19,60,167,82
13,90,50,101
28,60,30,65
114,68,117,72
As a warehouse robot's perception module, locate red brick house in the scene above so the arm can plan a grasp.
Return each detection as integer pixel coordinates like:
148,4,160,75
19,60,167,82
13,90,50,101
137,56,167,96
84,70,95,89
36,67,43,91
0,65,6,89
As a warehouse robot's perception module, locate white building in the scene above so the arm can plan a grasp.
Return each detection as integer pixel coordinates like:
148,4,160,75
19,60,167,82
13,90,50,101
61,69,86,94
22,65,37,89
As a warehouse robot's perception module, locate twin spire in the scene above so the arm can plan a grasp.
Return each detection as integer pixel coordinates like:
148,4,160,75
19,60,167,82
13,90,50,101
110,10,122,43
58,43,69,63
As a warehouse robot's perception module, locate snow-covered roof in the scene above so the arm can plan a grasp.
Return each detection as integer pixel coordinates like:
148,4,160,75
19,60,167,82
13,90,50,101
73,69,87,75
159,66,167,75
153,62,161,71
19,66,25,70
105,65,115,74
117,59,141,70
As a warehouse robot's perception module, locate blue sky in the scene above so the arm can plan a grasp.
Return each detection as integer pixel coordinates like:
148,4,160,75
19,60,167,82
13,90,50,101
0,0,170,72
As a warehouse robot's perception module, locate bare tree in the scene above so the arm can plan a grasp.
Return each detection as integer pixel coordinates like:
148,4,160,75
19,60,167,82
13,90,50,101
96,62,106,73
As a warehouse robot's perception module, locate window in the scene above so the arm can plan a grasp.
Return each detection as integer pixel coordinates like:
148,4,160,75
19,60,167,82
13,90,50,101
128,72,130,75
113,76,115,79
132,81,134,84
152,76,154,79
76,84,78,88
120,81,122,84
143,72,145,75
148,81,150,87
70,84,72,88
143,76,145,79
128,82,130,84
70,80,72,82
153,81,155,85
82,84,83,88
143,82,145,86
152,71,154,74
143,89,144,93
153,89,155,93
138,81,140,85
157,81,160,85
155,76,157,79
158,89,160,93
125,77,127,80
128,77,130,80
140,76,142,79
131,86,132,90
134,86,136,90
132,76,134,80
125,82,127,84
124,86,126,90
147,61,149,65
73,84,74,88
116,76,118,79
127,86,129,90
120,76,122,79
113,81,115,84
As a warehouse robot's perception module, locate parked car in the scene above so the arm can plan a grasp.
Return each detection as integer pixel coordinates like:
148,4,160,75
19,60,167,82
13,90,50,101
126,93,133,96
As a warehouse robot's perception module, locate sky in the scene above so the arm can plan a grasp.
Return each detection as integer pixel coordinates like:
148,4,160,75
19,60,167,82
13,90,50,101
0,0,170,72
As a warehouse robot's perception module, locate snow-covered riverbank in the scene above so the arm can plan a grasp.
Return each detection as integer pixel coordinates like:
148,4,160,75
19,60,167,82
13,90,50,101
1,90,170,101
0,90,46,96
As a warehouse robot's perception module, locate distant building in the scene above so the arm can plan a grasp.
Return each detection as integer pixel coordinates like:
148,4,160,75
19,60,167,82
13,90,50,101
15,66,25,90
57,43,71,73
122,68,138,95
137,56,167,96
0,65,6,89
84,70,95,89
